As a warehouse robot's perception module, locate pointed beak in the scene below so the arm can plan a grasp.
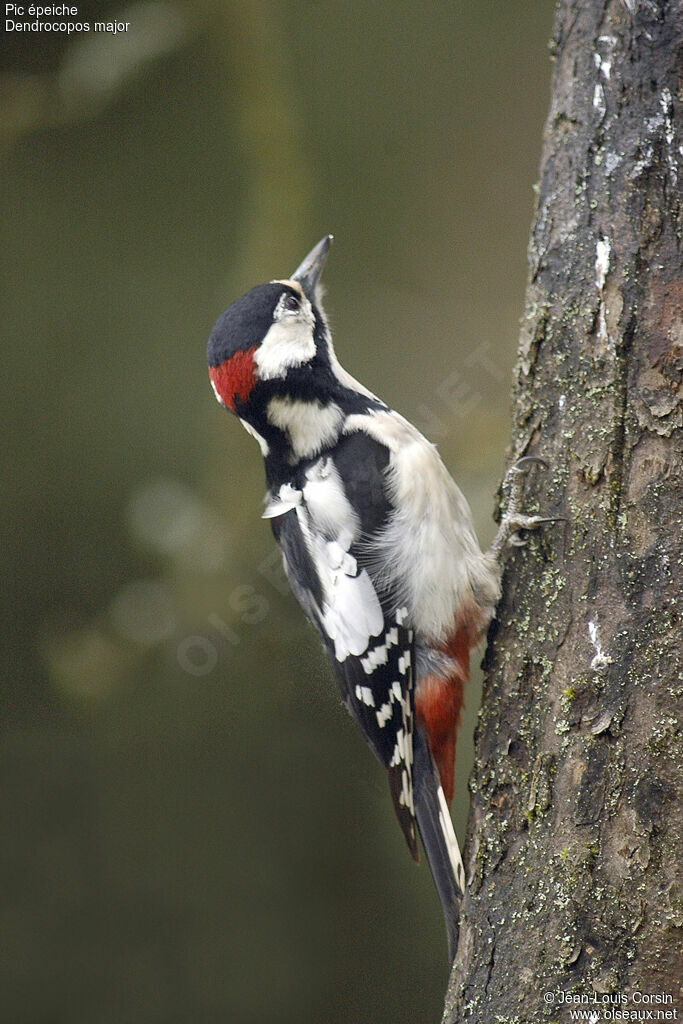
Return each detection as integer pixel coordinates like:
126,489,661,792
291,234,333,301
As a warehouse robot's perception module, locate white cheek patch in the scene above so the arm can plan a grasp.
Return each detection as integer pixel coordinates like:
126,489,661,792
253,315,316,381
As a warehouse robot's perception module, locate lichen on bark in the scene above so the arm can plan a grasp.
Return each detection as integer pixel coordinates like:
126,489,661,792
443,1,681,1020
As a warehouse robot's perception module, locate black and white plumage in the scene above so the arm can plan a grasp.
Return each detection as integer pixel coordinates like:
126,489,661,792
206,237,543,962
266,435,420,857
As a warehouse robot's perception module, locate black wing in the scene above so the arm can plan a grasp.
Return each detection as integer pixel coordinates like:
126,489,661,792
331,606,418,860
269,430,419,859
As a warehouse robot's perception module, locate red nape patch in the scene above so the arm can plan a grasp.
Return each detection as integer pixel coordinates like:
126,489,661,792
209,346,257,412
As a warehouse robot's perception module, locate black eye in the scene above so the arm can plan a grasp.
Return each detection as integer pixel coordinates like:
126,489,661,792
282,293,300,312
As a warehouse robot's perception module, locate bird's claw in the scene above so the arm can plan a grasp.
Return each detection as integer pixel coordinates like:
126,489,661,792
504,514,564,548
490,458,561,561
511,455,548,472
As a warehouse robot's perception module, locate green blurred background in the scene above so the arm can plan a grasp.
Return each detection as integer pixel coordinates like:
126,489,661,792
1,2,554,1020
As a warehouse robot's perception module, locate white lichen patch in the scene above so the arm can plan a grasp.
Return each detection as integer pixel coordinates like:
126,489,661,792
660,87,678,187
595,237,611,292
593,48,612,81
595,236,611,349
588,616,613,672
604,151,622,176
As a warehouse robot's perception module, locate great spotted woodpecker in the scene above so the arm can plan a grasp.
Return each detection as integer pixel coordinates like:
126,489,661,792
207,236,549,962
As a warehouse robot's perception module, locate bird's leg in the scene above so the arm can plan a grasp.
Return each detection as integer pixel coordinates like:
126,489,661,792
489,456,561,562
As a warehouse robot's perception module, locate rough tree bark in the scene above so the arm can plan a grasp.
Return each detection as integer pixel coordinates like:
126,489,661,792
444,2,681,1021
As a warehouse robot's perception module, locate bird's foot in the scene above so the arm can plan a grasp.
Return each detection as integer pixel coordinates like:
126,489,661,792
489,456,562,562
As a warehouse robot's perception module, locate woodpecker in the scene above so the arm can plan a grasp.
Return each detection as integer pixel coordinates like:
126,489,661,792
207,236,550,962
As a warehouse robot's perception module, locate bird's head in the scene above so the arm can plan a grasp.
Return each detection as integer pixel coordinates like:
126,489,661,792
207,235,334,418
207,236,383,474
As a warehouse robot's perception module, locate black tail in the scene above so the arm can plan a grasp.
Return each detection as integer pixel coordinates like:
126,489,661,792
413,725,465,964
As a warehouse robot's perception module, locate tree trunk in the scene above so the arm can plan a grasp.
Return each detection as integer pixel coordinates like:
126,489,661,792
444,1,681,1021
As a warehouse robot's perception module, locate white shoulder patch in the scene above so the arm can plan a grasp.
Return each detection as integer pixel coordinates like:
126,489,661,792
322,563,384,661
302,458,357,538
292,457,383,661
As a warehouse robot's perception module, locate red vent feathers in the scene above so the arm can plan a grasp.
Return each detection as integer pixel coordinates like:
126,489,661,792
414,623,474,804
209,346,257,412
